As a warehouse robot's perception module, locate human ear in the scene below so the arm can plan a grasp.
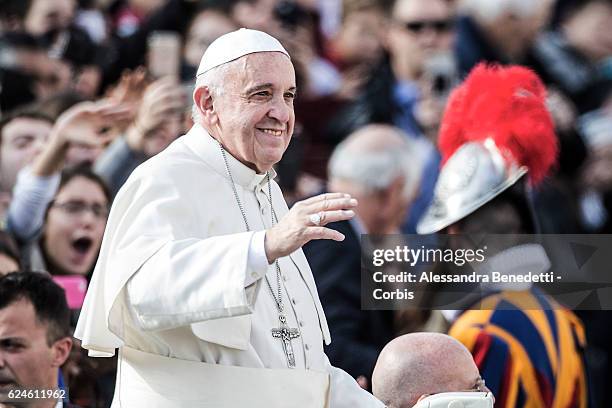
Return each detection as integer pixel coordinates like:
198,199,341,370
194,86,218,125
51,337,73,367
379,176,404,215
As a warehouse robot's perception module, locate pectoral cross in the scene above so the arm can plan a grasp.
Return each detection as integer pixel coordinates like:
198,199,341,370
271,314,301,368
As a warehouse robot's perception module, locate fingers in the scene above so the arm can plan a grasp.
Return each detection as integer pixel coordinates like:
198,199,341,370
146,77,179,100
144,82,185,115
87,132,115,147
308,196,358,213
309,209,355,226
100,107,133,123
54,101,96,126
142,80,171,104
293,192,358,230
110,67,148,103
298,193,358,216
89,101,133,124
96,102,131,116
137,80,184,132
300,192,348,205
267,192,358,260
155,92,186,113
304,226,345,242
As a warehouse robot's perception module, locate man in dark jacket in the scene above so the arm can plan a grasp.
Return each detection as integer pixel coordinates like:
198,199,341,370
304,124,422,388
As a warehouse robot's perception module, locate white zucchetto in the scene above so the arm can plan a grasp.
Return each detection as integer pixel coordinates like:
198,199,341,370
196,28,290,77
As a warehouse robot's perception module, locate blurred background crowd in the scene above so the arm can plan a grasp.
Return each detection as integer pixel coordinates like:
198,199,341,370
1,0,612,406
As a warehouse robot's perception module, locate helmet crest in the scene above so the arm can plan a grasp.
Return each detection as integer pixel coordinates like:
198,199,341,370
438,63,558,186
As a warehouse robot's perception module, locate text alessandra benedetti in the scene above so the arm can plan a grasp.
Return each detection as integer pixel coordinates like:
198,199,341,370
373,271,558,283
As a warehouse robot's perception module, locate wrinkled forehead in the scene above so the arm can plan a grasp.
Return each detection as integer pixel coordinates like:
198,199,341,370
225,52,296,90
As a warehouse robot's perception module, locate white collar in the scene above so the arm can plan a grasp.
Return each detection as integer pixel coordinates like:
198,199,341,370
182,124,277,191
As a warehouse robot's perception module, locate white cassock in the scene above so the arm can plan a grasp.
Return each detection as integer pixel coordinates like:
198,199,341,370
75,124,384,408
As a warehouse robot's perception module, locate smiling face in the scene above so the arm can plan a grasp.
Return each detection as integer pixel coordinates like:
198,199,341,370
198,52,296,173
43,176,108,276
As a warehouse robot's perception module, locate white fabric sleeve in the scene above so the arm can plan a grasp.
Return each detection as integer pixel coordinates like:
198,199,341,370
7,167,60,241
126,231,264,332
245,230,269,286
325,355,386,407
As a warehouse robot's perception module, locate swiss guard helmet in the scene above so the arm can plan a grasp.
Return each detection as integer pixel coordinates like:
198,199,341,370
417,64,558,235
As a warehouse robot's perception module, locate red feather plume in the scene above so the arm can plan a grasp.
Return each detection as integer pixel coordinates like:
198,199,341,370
438,63,558,186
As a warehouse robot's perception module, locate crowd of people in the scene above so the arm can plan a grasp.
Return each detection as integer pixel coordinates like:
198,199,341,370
1,0,612,407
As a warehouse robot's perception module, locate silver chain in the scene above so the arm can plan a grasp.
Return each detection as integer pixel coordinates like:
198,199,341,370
219,142,284,313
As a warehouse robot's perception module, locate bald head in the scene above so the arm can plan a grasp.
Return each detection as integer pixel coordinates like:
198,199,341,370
372,333,480,408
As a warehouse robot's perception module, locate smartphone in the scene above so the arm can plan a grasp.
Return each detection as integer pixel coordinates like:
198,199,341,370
422,52,457,100
148,31,181,79
53,275,88,309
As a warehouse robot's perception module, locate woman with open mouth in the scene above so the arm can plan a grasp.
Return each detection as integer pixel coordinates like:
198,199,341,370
26,166,110,278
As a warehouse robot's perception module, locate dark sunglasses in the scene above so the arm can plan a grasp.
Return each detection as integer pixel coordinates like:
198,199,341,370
400,19,454,33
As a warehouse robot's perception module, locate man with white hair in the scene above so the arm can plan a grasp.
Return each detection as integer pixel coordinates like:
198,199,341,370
372,333,492,408
75,28,384,407
304,124,421,388
328,124,420,235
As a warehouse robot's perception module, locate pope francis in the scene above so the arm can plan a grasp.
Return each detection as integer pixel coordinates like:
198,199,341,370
75,28,385,407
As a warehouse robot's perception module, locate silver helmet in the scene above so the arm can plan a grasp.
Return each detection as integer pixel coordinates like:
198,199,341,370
416,138,527,234
416,64,558,234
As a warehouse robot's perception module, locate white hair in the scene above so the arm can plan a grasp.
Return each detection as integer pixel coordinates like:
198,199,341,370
191,61,234,123
459,0,539,22
328,125,423,200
